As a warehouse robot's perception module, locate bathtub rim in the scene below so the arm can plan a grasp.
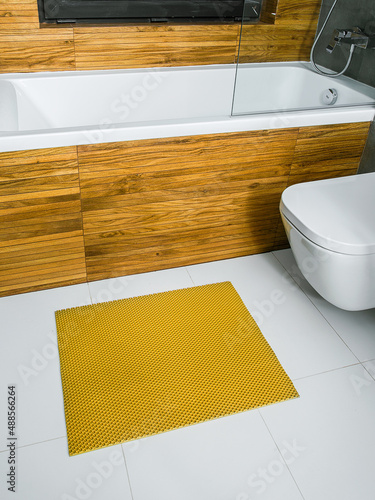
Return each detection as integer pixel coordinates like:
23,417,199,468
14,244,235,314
0,62,374,153
0,105,374,154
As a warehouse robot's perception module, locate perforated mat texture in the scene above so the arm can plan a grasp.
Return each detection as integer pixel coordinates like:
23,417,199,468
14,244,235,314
55,281,298,456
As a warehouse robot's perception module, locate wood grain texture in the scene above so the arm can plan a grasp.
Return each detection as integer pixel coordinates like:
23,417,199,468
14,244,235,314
74,25,240,70
0,0,321,72
287,122,371,186
0,122,370,295
0,1,75,72
78,129,299,281
239,0,321,63
0,147,86,296
259,0,279,24
0,30,75,72
273,121,371,250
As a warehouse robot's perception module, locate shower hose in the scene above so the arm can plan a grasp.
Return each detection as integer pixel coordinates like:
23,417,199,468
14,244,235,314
310,0,355,78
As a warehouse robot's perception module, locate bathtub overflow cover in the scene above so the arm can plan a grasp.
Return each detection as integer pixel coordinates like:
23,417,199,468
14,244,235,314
322,88,338,105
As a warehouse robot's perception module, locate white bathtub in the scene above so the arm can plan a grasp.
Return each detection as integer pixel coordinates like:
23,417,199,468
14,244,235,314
0,62,374,153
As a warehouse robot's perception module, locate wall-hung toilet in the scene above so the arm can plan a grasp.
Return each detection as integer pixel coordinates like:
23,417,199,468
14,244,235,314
280,172,375,311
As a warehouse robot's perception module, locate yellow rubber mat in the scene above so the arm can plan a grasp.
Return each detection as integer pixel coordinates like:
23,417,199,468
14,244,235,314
55,281,298,456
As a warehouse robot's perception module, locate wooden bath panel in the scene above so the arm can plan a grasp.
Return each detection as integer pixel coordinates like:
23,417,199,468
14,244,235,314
0,147,86,296
78,129,299,281
77,123,370,282
273,121,371,250
288,122,371,185
0,122,370,295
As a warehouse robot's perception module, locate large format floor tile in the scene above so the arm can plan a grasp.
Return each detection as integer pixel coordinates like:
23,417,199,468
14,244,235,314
0,284,91,450
186,253,357,379
362,359,375,381
274,249,375,362
123,409,304,500
0,439,132,500
259,364,375,500
1,250,374,500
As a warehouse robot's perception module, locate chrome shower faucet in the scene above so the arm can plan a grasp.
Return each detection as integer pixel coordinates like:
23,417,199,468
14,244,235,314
326,27,375,53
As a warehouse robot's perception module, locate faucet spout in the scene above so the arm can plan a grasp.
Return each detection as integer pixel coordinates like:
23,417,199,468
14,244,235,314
326,27,375,53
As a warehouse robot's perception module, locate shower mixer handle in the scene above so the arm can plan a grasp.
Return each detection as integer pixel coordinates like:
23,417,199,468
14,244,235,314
326,27,375,53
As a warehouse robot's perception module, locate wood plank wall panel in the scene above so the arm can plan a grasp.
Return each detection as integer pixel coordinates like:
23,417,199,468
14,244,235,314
239,0,322,63
288,122,371,186
273,121,371,249
74,25,240,70
78,129,299,281
0,147,87,296
0,0,75,72
0,0,322,73
0,121,370,295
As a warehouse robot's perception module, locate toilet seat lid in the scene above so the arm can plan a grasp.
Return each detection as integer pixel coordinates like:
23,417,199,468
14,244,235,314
280,173,375,256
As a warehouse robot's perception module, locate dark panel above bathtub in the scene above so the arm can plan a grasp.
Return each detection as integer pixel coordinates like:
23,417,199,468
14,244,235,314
39,0,262,24
313,0,375,88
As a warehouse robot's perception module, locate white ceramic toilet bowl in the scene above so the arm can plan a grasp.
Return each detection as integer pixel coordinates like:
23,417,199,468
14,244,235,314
280,172,375,311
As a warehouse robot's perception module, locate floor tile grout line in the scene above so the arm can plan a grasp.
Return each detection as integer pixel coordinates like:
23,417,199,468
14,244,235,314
185,266,197,286
291,361,364,383
258,410,307,500
3,255,371,492
0,435,67,454
86,281,95,306
361,361,375,382
120,445,136,500
272,251,362,364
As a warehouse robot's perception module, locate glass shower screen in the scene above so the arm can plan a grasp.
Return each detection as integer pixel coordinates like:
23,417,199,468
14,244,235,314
231,0,375,116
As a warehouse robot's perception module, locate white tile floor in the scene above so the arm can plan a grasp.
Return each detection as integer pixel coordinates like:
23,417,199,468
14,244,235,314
1,249,375,500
